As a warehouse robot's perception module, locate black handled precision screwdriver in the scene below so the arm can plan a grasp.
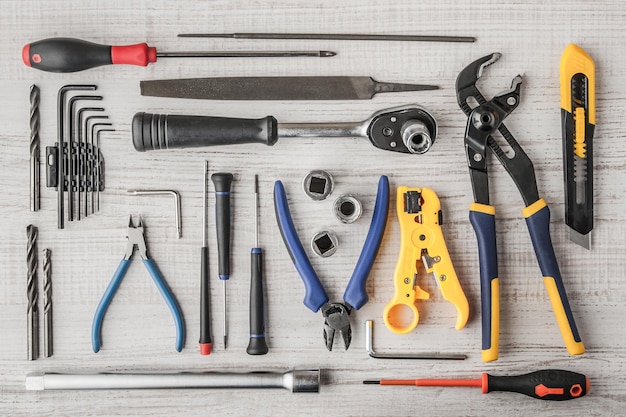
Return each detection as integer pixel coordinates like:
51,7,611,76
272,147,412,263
199,161,212,355
211,173,234,349
364,369,589,401
247,175,268,355
22,37,336,73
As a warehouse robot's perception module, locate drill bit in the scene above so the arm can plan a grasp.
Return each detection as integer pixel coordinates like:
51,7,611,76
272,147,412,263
26,225,39,360
30,85,40,212
43,248,52,357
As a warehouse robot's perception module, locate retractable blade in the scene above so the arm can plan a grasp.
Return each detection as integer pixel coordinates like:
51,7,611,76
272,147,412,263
140,76,438,101
560,44,595,249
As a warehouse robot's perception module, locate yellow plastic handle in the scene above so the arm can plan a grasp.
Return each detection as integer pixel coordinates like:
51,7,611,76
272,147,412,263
383,187,469,334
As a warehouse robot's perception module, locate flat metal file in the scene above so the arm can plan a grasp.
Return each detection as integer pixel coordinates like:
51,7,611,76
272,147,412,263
140,76,438,101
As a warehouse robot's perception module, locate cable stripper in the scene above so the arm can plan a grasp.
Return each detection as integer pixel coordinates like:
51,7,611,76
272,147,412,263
383,187,469,334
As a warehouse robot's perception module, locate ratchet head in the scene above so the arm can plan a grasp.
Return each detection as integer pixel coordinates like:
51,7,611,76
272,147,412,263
365,105,438,154
456,53,502,115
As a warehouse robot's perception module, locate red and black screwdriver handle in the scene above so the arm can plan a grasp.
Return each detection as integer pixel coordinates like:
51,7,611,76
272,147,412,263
484,369,589,401
23,37,156,73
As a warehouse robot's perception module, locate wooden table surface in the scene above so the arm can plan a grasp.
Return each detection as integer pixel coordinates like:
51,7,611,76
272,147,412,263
2,1,625,415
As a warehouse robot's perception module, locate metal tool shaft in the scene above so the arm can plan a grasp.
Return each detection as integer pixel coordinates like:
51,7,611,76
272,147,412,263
126,190,182,239
26,369,320,392
178,32,476,43
157,50,335,58
26,225,39,360
30,85,40,212
43,248,52,357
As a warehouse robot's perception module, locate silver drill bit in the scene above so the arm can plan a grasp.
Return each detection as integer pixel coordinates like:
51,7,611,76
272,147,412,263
43,248,52,357
26,225,39,360
30,85,40,212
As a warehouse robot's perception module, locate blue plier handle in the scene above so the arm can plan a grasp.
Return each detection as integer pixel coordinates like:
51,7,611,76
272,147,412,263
91,216,184,353
274,176,389,312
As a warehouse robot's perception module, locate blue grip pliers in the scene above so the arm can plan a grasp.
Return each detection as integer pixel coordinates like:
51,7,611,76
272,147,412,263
456,53,585,362
274,176,389,351
91,216,185,353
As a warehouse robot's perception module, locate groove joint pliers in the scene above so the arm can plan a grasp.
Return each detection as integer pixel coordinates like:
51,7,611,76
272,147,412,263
456,53,584,362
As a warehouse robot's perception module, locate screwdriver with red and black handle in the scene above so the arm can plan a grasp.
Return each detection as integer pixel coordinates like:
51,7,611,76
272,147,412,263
364,369,589,401
22,37,337,73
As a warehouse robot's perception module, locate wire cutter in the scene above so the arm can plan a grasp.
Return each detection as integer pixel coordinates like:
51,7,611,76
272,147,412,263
383,186,469,334
91,216,185,353
274,176,389,351
456,53,585,362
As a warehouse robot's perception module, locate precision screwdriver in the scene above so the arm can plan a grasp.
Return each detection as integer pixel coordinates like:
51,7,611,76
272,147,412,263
22,37,337,73
211,172,234,349
199,161,212,355
363,369,589,401
247,175,268,355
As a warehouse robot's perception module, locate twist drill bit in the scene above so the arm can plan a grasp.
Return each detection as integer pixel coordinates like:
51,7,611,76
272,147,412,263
26,225,39,360
30,85,40,212
43,249,52,357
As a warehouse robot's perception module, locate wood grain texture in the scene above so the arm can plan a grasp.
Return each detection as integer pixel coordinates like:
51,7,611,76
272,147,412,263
2,0,625,415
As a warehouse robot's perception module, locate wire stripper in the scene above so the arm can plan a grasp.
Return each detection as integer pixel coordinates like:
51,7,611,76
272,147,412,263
383,187,469,334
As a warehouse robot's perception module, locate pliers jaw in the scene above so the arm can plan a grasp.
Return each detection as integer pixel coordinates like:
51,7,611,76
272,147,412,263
123,215,148,260
456,52,502,114
321,302,352,351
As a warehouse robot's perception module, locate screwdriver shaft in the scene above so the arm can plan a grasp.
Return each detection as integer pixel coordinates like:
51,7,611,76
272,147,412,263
157,51,336,58
178,32,476,43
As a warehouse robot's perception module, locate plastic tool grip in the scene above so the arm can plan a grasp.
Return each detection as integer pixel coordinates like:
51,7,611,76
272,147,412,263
199,246,212,355
92,259,131,353
22,38,156,73
274,181,329,312
485,369,589,400
523,199,585,355
247,247,268,355
143,259,185,352
92,259,184,353
211,173,234,281
132,112,278,152
343,176,389,311
469,203,499,362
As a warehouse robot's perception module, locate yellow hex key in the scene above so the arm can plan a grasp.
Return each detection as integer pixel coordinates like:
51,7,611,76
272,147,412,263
383,187,469,334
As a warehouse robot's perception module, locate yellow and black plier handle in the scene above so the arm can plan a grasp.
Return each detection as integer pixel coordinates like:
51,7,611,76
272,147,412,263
457,53,584,362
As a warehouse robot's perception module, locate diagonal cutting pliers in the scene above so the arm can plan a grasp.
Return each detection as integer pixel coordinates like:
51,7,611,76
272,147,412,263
91,216,185,353
274,176,389,351
456,53,585,362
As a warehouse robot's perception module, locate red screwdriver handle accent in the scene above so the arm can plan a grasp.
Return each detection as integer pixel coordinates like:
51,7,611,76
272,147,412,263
111,44,157,66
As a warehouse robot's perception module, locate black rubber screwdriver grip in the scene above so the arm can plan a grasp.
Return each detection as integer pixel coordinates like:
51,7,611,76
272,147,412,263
199,246,212,354
247,249,268,355
211,173,234,279
486,369,589,401
132,112,278,152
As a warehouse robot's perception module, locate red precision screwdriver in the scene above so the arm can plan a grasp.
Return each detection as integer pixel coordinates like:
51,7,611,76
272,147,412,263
22,37,337,73
363,369,589,401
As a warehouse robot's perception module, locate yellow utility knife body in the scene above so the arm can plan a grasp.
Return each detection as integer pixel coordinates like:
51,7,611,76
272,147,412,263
383,187,469,334
560,44,595,249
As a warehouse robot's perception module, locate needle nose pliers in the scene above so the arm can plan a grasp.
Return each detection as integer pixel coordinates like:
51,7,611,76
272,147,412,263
274,176,389,351
456,53,585,362
91,216,185,352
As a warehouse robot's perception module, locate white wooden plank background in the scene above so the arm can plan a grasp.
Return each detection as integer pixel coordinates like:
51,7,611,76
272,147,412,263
1,0,625,415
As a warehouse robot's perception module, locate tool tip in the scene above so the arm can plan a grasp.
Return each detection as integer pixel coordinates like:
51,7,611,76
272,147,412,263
224,335,228,349
569,228,591,249
320,51,337,57
363,380,380,385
